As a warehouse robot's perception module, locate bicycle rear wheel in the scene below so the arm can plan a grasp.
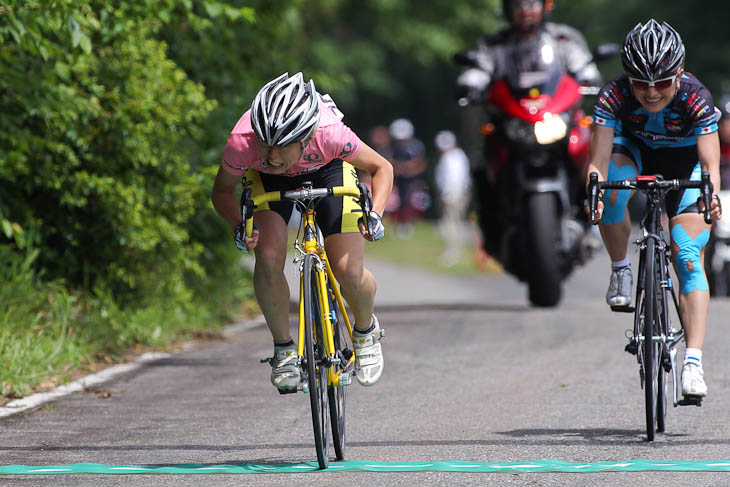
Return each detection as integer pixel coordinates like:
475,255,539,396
642,242,659,441
303,255,330,469
327,280,348,460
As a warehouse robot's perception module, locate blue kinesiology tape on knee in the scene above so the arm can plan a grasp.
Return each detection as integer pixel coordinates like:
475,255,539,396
671,223,710,293
676,162,702,215
602,159,638,225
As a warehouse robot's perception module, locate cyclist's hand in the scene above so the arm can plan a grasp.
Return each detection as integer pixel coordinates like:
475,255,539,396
359,211,385,242
698,195,723,222
234,223,259,252
584,198,604,225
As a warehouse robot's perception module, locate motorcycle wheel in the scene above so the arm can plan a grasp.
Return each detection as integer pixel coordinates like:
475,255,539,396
526,193,562,307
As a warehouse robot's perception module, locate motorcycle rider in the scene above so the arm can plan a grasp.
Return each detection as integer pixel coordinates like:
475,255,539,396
457,0,600,100
456,0,601,254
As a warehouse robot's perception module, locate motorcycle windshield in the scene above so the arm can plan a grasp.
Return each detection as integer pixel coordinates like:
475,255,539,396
502,36,564,97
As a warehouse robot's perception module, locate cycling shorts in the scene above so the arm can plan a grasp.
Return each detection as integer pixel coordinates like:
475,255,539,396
242,159,362,237
611,135,701,220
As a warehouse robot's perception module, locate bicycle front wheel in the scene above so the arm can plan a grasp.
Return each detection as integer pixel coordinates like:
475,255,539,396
327,281,348,460
303,255,330,469
655,251,669,433
642,242,658,441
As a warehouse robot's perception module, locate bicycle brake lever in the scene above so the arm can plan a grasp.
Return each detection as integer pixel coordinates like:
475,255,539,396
699,171,713,225
357,182,374,237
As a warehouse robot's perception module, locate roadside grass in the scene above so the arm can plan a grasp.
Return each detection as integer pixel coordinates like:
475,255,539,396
363,217,502,276
0,249,256,403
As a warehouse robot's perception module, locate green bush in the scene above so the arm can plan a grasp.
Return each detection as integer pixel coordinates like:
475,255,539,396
0,2,216,301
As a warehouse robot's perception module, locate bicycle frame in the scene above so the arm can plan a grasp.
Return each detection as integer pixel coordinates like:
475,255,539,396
632,180,684,407
294,207,355,387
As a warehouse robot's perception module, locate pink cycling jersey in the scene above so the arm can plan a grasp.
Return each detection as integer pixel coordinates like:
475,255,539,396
221,100,363,177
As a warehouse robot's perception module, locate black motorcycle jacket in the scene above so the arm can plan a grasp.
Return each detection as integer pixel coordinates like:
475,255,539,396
457,23,601,102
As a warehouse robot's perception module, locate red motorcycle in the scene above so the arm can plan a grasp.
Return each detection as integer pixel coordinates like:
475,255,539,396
455,42,615,306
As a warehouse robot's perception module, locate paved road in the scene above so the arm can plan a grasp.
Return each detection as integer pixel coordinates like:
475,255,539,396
2,237,730,486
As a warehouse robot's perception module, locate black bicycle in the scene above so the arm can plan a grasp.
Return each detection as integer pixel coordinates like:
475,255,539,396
588,171,712,441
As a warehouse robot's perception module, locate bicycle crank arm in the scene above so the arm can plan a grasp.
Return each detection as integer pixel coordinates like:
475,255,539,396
670,347,679,407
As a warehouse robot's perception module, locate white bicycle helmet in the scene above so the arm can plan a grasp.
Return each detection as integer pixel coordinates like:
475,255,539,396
251,72,320,146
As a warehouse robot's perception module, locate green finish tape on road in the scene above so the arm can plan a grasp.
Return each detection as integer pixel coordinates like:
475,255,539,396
3,459,730,474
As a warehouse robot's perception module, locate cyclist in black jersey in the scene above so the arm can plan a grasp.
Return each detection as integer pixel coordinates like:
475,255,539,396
585,20,722,398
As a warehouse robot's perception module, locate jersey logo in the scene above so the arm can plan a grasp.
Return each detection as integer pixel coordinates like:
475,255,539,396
303,152,322,163
340,142,356,158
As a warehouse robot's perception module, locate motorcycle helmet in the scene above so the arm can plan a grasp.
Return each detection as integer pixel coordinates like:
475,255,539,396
251,72,320,147
621,19,685,81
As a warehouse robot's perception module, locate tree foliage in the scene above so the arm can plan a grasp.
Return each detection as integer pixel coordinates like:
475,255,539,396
3,0,730,305
0,1,215,300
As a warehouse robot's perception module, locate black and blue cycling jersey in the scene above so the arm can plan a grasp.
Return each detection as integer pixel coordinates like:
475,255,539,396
593,72,718,149
592,72,718,223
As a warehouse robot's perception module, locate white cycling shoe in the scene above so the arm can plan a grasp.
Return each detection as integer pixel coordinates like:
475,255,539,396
270,345,300,392
682,362,708,397
606,267,633,307
353,315,385,387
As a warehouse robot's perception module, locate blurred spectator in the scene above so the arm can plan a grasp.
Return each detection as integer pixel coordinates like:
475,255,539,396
434,130,471,266
389,118,430,237
362,125,394,189
369,125,394,160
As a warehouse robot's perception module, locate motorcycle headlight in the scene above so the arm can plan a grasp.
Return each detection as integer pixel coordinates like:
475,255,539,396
534,112,567,145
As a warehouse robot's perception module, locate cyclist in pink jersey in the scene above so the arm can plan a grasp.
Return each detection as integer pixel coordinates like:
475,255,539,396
212,73,393,392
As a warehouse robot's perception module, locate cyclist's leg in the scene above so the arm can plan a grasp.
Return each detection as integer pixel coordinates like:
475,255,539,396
324,232,375,331
670,212,710,348
667,160,710,396
253,210,291,341
316,160,384,385
245,169,296,342
599,137,641,261
600,137,641,305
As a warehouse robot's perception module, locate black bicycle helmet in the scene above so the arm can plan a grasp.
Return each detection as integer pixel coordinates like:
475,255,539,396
621,19,685,81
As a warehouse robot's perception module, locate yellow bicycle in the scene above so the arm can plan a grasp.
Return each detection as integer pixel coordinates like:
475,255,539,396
243,181,374,469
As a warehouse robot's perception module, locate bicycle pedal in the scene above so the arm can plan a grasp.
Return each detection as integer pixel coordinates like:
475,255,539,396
277,387,297,395
260,357,273,365
624,342,638,355
611,305,635,313
678,395,703,407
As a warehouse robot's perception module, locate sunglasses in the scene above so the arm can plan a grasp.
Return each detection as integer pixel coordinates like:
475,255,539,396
628,73,680,91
